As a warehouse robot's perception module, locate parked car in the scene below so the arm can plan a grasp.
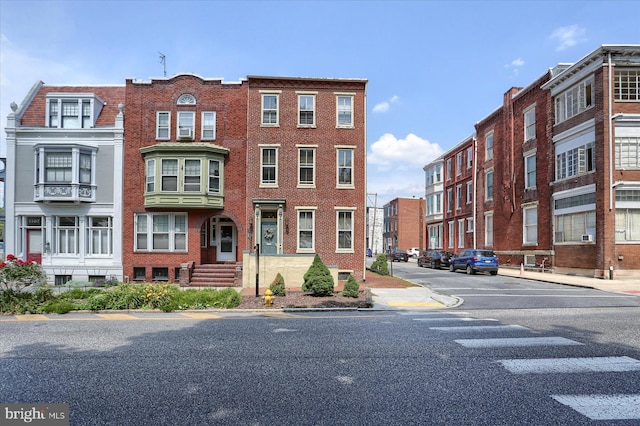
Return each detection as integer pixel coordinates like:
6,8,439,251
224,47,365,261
449,249,499,275
406,247,421,258
387,249,409,262
418,250,454,269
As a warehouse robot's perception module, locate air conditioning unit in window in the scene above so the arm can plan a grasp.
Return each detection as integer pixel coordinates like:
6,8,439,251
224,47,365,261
178,128,193,139
581,234,593,242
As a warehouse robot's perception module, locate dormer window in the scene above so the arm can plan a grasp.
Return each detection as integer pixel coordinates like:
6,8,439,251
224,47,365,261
46,93,103,129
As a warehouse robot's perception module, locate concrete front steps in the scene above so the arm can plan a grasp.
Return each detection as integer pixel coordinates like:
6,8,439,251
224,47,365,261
189,263,237,287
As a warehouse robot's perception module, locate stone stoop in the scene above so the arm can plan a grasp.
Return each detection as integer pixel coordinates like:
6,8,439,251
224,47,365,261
189,263,237,287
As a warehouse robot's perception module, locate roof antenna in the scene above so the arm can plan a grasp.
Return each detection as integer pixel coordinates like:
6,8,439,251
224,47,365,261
159,52,166,77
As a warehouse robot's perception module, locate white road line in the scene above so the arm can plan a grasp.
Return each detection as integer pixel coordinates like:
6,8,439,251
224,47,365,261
498,356,640,374
551,394,640,420
431,325,527,332
413,317,498,322
455,336,583,348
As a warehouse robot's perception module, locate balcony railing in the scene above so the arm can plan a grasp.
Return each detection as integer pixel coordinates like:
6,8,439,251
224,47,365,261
34,183,96,202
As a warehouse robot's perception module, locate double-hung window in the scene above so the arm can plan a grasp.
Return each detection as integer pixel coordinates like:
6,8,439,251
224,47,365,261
485,132,494,161
54,216,79,255
209,160,221,193
456,185,462,210
156,111,170,139
261,147,278,186
446,188,453,212
177,111,195,139
261,93,279,126
466,182,473,204
523,205,538,244
34,146,96,202
161,159,179,191
467,147,473,169
297,210,315,251
183,159,201,192
446,159,452,180
456,153,462,176
524,105,536,141
135,213,187,251
202,112,216,140
146,159,155,193
485,212,494,246
337,148,353,187
298,94,316,126
485,171,494,200
525,153,536,189
298,147,315,186
87,216,112,255
336,210,354,251
336,95,354,127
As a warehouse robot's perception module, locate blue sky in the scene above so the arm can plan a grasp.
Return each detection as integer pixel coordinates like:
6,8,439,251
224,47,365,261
1,0,639,205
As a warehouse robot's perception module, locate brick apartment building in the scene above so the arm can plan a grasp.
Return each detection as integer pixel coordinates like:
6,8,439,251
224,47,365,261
5,73,367,287
4,82,125,284
442,135,475,252
475,70,555,269
426,44,640,279
383,197,426,254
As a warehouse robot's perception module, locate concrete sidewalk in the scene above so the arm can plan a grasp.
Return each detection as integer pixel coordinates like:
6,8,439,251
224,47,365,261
498,268,640,295
369,287,462,310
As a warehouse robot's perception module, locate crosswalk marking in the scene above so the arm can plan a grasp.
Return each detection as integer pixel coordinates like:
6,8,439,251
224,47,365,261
551,394,640,420
455,336,583,348
498,356,640,374
430,325,527,332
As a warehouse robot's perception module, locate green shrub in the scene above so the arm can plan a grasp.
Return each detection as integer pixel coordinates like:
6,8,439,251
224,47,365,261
342,274,360,298
142,283,178,309
42,300,76,314
302,254,334,296
269,273,286,296
173,287,241,309
370,254,390,276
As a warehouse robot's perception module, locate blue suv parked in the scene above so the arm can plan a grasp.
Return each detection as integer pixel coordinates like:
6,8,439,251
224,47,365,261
449,249,499,275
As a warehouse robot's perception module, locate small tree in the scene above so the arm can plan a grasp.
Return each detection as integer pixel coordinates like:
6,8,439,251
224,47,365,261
0,254,47,292
302,254,335,296
269,272,286,296
342,274,360,298
370,254,390,276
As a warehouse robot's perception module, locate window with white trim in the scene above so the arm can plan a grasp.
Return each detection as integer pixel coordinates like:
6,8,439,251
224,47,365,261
485,131,494,161
135,213,187,251
87,216,112,255
525,153,536,189
146,159,155,193
456,184,462,210
298,94,315,126
297,210,315,250
177,111,195,139
467,217,474,233
183,159,201,192
202,112,216,140
467,147,473,169
555,142,595,180
457,219,465,248
209,160,220,193
555,77,593,123
554,211,595,243
466,182,473,204
337,148,353,186
456,152,462,176
524,105,536,141
337,210,353,251
446,188,453,212
261,147,278,186
53,216,79,254
47,96,97,129
156,111,170,139
34,146,96,202
298,148,315,186
485,212,494,246
261,93,279,125
614,69,640,101
161,159,178,191
615,208,640,242
446,158,452,180
336,95,353,127
615,136,640,169
447,221,454,249
485,171,494,200
523,205,538,245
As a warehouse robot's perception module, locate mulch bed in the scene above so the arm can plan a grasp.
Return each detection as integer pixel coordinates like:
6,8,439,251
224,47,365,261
235,270,415,310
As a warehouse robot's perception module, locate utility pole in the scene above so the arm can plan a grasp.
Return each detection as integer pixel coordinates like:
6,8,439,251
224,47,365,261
367,193,378,254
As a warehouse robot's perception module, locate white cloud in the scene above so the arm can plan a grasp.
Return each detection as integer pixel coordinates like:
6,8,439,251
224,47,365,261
367,133,443,205
372,95,399,113
549,25,587,51
504,58,525,76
